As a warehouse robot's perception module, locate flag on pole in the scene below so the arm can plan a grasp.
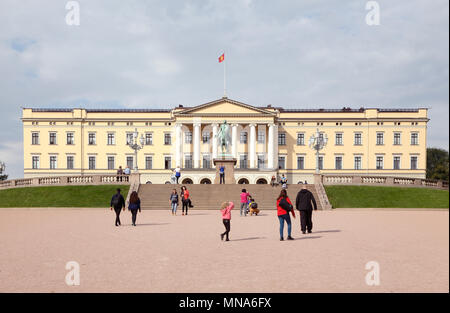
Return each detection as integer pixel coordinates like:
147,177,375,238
218,53,225,63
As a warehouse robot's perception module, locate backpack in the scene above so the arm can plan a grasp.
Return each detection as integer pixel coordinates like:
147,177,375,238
279,198,292,212
111,194,121,207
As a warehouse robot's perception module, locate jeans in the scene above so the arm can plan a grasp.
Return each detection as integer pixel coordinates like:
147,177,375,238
278,214,292,238
130,209,138,225
220,173,225,184
114,207,122,226
171,202,178,214
300,210,313,232
240,202,247,216
222,219,231,240
176,176,180,184
182,200,189,214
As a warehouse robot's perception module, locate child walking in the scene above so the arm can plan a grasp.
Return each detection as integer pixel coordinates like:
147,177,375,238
220,201,234,241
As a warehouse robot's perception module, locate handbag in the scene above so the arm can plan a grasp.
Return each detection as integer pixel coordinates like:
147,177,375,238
279,198,292,212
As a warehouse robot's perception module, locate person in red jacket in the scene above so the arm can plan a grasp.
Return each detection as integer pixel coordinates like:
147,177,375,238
181,186,190,215
276,189,295,241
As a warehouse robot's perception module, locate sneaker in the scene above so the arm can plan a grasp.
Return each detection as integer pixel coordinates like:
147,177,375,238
225,238,230,241
280,237,284,241
220,234,224,241
302,231,306,234
287,236,294,240
308,230,312,233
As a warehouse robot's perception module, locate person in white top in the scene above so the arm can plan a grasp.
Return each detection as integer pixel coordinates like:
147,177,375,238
174,166,181,184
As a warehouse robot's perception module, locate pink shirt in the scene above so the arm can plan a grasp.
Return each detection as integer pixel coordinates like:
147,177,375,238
221,201,234,220
240,192,249,203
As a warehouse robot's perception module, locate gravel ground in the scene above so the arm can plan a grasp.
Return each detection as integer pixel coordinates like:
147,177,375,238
0,208,448,293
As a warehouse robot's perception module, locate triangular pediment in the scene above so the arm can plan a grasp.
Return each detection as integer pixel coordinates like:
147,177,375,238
176,98,275,116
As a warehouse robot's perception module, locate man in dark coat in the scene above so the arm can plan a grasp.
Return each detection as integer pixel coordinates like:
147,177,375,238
295,185,318,234
110,188,126,226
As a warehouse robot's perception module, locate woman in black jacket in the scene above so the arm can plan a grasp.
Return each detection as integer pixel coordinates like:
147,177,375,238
128,191,141,226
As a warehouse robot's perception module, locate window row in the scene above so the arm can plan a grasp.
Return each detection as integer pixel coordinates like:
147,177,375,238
275,155,419,170
289,132,420,146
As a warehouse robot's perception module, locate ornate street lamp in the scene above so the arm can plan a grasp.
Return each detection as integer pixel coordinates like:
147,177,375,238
309,128,328,174
128,128,145,172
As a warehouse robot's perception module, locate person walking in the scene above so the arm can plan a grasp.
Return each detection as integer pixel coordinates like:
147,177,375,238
169,189,179,215
117,166,123,182
295,185,318,234
219,165,225,184
110,188,125,226
181,186,190,215
220,201,234,241
128,191,141,226
277,189,295,241
174,166,181,184
239,188,250,217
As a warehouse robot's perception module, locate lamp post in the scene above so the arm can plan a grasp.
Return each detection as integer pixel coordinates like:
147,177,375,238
128,128,145,172
309,128,328,174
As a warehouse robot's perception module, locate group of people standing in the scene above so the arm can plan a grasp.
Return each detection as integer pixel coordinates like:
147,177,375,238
110,184,318,243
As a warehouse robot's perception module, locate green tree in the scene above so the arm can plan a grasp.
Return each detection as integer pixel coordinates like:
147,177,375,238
427,148,449,181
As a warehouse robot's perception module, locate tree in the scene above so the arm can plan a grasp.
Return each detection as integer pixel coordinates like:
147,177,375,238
426,148,449,181
0,161,7,181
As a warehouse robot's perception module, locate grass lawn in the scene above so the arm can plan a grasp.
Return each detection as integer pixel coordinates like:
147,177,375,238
0,185,130,208
325,185,449,209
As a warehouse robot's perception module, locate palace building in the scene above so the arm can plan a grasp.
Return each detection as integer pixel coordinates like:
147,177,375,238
22,97,428,184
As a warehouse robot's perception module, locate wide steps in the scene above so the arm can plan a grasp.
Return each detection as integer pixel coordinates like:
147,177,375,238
137,184,322,210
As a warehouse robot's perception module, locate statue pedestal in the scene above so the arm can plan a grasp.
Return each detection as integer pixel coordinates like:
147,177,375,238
213,158,236,184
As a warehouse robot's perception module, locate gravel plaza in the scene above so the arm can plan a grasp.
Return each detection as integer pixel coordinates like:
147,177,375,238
0,208,448,293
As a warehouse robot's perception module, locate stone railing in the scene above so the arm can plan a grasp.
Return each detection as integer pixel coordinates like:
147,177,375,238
0,174,131,190
320,174,448,190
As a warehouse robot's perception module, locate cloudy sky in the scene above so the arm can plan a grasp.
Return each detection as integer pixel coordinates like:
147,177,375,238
0,0,448,178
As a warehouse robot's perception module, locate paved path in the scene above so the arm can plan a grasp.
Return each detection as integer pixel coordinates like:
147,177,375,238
0,208,448,292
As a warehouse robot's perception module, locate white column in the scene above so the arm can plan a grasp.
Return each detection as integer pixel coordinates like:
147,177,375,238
231,124,238,159
212,123,218,160
249,123,257,168
193,123,201,168
268,123,274,169
273,124,279,170
175,123,182,167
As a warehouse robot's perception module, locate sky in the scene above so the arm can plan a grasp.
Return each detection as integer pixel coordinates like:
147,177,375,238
0,0,448,179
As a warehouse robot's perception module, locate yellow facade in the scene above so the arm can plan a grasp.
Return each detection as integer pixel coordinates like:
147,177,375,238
22,97,428,183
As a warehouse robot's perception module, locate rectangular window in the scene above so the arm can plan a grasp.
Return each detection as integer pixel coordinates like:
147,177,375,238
318,156,323,170
66,133,74,145
335,133,343,145
376,156,384,170
240,132,247,144
240,155,248,169
164,133,171,145
107,156,115,170
185,131,192,144
126,156,134,169
278,156,286,169
354,133,362,145
297,156,305,170
32,132,39,145
411,133,419,145
145,156,153,170
67,156,74,169
257,131,265,143
49,132,57,145
202,155,211,169
354,156,362,170
184,154,193,169
297,133,305,145
126,133,133,145
394,133,401,145
257,155,265,169
376,133,384,145
107,133,115,145
202,132,210,144
164,156,171,169
50,156,57,169
145,133,152,145
32,156,40,169
410,156,418,170
335,156,343,170
88,156,96,170
88,133,96,145
278,133,286,146
393,156,401,170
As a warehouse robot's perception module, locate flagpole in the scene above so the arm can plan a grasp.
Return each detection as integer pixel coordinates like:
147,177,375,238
223,54,226,97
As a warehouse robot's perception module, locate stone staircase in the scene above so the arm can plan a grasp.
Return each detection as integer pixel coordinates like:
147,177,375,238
138,184,326,210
